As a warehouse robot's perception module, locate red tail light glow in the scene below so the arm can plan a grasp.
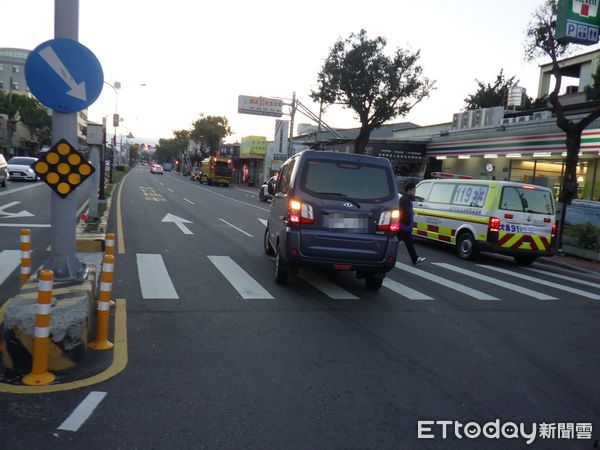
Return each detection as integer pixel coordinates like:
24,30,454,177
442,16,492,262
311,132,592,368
488,217,500,233
378,209,401,232
521,185,536,190
288,199,314,225
551,223,557,238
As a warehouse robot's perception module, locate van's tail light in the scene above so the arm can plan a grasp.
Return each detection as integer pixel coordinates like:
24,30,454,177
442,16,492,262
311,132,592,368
378,209,400,232
551,223,557,238
288,199,314,225
487,216,500,243
488,217,501,233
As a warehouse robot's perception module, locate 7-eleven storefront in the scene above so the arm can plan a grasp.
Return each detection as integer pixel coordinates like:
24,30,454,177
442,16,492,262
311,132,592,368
426,129,600,201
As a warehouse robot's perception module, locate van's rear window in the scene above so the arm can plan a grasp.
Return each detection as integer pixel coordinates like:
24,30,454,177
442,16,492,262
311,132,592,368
301,159,394,202
500,186,554,215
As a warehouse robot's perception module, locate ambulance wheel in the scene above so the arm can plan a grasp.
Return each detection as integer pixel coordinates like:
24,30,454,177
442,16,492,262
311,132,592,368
514,255,537,265
457,232,479,260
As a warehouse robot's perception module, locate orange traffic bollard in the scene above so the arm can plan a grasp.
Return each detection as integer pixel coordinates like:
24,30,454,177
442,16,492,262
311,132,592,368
89,254,114,350
23,270,56,386
105,233,115,256
19,228,32,286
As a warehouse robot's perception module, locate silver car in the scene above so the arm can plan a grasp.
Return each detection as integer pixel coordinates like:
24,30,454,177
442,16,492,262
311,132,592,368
7,156,38,181
0,154,8,187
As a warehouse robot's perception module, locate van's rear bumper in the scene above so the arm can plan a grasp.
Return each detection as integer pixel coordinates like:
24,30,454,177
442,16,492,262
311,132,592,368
480,242,555,257
282,230,398,273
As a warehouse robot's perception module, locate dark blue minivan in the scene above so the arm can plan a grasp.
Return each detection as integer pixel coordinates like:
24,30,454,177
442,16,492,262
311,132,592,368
264,151,400,290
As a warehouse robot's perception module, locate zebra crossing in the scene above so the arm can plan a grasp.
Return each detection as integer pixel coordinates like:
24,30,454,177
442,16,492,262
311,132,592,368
131,252,600,303
0,250,596,303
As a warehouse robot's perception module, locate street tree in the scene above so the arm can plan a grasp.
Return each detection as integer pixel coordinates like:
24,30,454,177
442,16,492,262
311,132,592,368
172,129,190,158
524,0,594,241
311,29,434,154
17,96,51,152
584,62,600,101
464,69,517,110
190,115,232,155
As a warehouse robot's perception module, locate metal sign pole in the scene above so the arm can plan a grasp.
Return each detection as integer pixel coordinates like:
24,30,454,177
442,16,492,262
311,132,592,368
45,0,86,281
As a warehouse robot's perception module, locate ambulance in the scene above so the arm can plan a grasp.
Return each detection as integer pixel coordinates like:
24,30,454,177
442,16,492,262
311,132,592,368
412,174,556,264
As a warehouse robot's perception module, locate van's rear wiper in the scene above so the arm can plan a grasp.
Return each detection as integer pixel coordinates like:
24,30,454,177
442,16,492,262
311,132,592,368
316,192,361,208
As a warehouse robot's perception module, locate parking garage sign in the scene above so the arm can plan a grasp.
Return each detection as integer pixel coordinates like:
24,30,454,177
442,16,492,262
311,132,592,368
557,0,600,45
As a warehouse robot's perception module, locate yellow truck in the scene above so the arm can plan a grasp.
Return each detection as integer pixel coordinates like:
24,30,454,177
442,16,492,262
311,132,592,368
199,156,233,187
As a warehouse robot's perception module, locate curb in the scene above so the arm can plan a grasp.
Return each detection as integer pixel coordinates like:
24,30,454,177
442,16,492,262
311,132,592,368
537,256,600,276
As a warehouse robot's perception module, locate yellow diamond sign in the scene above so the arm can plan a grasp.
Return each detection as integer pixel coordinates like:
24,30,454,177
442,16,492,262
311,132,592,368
34,138,95,198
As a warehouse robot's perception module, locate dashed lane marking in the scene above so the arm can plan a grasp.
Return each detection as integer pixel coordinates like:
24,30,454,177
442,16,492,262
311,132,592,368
208,256,274,299
218,218,253,238
57,391,107,432
478,265,600,300
183,197,194,205
434,263,557,300
258,218,267,227
395,262,499,300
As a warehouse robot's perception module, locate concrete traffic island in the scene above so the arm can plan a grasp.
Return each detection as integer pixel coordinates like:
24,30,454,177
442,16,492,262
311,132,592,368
2,267,97,375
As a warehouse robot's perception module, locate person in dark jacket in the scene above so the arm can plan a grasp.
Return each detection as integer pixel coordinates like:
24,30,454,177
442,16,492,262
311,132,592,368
398,182,426,264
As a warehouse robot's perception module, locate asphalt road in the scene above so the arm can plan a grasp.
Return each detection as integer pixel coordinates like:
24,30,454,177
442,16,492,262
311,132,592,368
1,166,599,449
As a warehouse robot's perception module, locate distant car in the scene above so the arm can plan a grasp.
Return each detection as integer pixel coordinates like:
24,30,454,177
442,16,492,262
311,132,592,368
150,164,164,174
7,156,38,181
163,163,173,171
259,175,277,202
190,167,200,181
0,154,8,187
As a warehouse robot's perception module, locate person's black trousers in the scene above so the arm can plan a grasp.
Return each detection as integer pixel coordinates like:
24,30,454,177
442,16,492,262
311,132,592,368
398,229,418,264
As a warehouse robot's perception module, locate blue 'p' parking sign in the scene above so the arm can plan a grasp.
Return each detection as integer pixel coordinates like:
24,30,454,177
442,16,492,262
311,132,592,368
25,38,104,113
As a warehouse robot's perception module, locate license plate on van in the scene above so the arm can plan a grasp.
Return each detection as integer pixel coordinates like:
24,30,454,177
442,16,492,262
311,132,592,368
324,213,368,231
500,223,549,235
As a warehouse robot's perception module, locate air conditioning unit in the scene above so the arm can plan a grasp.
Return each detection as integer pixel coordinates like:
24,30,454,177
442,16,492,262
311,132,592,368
471,109,485,127
452,113,462,130
517,115,531,123
502,118,511,125
532,111,552,120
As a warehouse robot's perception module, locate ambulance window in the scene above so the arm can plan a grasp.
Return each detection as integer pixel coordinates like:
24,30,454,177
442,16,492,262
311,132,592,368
414,182,431,202
500,187,554,214
452,184,488,207
428,183,455,203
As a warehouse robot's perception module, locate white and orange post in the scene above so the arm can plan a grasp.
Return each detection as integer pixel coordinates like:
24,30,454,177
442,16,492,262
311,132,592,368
22,270,56,386
105,233,115,256
89,254,114,350
20,228,32,287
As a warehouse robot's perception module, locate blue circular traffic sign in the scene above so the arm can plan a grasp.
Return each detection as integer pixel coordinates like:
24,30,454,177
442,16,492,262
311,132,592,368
25,38,104,113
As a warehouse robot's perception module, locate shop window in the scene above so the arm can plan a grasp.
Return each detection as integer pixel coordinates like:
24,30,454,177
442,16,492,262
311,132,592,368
533,160,564,200
509,160,535,184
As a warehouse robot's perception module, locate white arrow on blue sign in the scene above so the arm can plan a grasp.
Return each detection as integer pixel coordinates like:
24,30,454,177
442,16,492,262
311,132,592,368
25,38,104,113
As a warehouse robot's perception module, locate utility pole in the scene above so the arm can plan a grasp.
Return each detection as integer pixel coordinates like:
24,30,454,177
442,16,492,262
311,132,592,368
45,0,86,281
288,91,296,156
7,76,14,155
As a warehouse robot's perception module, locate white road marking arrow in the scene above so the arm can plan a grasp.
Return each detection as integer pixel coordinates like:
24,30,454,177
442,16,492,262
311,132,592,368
39,45,87,101
0,201,34,219
161,213,193,235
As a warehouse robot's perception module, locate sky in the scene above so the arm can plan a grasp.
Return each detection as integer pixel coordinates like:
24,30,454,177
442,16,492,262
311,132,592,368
2,0,576,145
